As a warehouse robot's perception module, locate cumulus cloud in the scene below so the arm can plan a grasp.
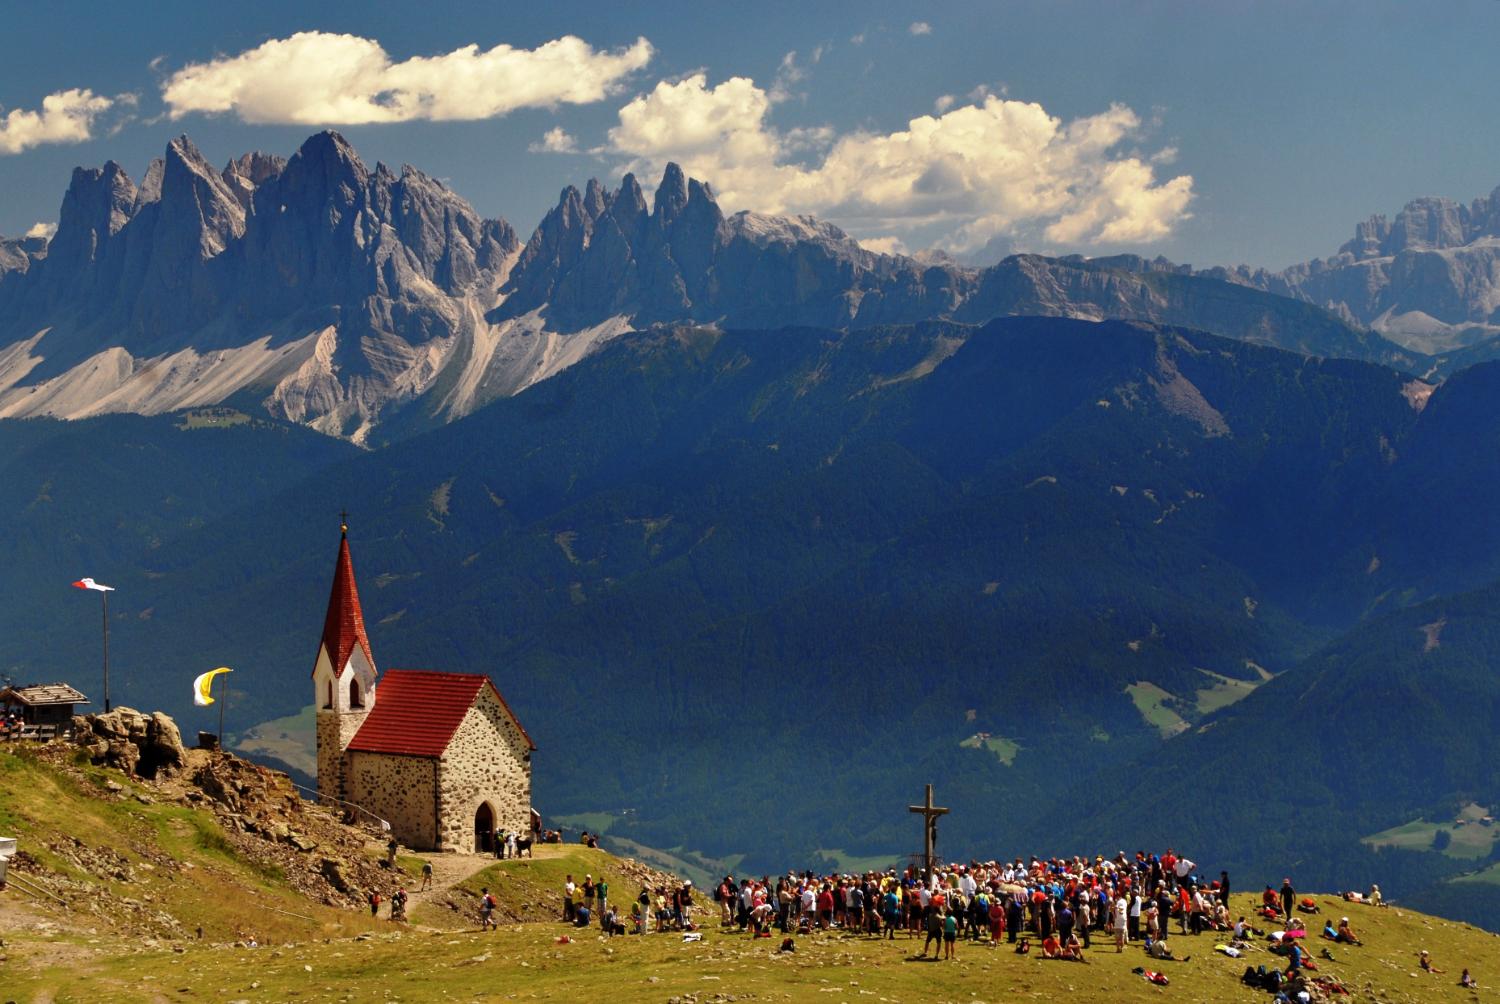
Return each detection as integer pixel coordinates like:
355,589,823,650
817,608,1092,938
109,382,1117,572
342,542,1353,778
933,94,956,113
24,221,58,239
909,21,933,36
161,31,653,124
0,89,117,155
857,235,908,255
529,126,579,153
605,74,1193,251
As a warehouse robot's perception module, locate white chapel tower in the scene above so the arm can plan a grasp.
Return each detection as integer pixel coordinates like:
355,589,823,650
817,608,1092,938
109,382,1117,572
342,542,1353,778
313,518,378,803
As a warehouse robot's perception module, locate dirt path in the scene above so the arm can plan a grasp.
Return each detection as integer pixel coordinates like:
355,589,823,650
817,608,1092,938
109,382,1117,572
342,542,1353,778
396,851,497,924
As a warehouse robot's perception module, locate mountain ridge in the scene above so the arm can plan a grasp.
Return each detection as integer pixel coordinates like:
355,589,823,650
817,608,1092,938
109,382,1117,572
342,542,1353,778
0,131,1419,442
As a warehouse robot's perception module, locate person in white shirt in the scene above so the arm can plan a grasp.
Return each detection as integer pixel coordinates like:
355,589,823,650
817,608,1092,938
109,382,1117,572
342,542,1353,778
1114,896,1129,953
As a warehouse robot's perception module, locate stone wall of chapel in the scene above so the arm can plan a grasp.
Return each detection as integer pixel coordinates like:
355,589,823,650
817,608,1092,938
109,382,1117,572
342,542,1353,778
437,687,533,852
348,751,438,850
315,708,368,803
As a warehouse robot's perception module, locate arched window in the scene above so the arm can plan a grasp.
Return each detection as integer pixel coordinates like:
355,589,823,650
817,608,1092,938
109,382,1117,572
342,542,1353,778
324,680,334,710
349,677,364,709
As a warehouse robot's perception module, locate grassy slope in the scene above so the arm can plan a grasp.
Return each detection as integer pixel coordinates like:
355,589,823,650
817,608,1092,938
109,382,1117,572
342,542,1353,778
10,891,1500,1003
0,746,389,946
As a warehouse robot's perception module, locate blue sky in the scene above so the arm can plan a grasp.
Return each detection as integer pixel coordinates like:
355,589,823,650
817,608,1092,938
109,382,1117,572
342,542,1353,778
1,0,1496,268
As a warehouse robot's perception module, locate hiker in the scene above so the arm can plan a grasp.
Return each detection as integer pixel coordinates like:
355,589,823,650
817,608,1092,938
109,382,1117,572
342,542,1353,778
386,838,398,867
420,860,433,891
581,875,595,919
368,890,381,917
943,907,958,960
478,887,496,931
563,874,577,922
1420,950,1444,974
920,904,944,957
1335,916,1361,945
595,876,610,924
506,830,518,859
390,887,408,923
1280,877,1296,921
1114,894,1128,953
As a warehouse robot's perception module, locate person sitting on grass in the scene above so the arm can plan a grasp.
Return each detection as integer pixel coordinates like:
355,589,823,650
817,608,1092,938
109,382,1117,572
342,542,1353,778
1063,932,1090,963
1322,920,1339,941
1335,916,1361,945
1460,968,1477,988
1040,933,1063,959
1420,950,1444,974
1145,936,1189,962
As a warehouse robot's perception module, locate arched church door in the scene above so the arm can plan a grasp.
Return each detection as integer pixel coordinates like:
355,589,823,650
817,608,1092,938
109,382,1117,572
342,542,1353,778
475,802,494,853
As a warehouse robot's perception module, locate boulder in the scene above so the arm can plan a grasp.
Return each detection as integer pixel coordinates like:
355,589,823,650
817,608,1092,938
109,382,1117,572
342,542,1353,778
139,711,187,777
320,857,353,894
105,739,140,776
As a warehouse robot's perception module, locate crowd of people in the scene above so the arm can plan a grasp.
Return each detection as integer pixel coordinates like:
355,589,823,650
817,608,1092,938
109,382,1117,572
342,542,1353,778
504,846,1480,995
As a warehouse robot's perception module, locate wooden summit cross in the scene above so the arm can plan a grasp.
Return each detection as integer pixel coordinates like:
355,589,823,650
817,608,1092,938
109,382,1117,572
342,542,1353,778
908,783,949,878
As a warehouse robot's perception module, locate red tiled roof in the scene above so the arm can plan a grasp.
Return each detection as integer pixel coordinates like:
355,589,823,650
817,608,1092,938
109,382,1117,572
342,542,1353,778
313,532,375,679
346,669,535,757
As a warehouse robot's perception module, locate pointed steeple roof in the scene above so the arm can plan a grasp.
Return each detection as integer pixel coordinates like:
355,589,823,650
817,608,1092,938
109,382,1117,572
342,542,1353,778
314,521,375,678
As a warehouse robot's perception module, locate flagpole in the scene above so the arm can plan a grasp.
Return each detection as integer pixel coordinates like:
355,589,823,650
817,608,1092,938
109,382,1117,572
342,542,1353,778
218,673,226,747
102,589,110,713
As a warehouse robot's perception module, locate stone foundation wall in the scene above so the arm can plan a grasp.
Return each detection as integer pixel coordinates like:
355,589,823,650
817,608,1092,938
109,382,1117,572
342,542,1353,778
315,709,368,803
437,686,533,852
348,751,438,850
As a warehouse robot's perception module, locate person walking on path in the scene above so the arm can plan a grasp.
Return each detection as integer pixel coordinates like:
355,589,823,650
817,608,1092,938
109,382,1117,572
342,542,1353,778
420,860,433,891
1280,878,1296,923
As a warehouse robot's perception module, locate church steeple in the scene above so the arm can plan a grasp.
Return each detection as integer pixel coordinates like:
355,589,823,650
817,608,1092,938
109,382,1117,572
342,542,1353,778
315,517,375,681
314,515,379,803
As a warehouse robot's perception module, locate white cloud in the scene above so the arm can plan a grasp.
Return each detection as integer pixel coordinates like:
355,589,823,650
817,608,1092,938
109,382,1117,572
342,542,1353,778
161,31,654,125
25,221,57,239
850,32,866,46
909,21,933,36
933,94,956,113
0,89,117,155
857,235,908,255
529,126,579,154
605,75,1193,252
769,50,808,104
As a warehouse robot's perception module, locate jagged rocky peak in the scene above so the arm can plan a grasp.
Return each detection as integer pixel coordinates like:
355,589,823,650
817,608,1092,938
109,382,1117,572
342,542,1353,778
133,158,165,214
654,162,690,222
612,172,648,218
49,160,137,270
158,135,248,258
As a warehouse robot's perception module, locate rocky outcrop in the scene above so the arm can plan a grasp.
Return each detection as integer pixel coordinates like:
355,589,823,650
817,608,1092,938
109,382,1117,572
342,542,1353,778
73,707,188,779
1216,185,1500,352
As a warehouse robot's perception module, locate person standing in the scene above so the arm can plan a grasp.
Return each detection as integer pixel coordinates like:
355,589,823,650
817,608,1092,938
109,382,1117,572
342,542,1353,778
563,874,577,923
595,875,610,925
1113,894,1128,953
1280,878,1296,923
420,860,433,891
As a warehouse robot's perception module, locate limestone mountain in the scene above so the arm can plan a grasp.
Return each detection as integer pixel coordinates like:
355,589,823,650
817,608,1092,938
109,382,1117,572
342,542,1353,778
1214,184,1500,354
0,132,521,442
0,132,1419,443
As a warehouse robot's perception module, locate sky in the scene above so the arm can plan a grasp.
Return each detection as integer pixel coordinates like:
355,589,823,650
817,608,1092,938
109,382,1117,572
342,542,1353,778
1,0,1497,269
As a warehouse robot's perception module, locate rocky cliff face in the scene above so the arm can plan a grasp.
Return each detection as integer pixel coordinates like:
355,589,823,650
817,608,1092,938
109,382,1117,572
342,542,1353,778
0,132,1417,441
1213,186,1500,352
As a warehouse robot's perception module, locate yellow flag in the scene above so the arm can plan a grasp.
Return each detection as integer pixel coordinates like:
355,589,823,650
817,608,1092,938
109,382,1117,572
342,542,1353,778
193,667,233,707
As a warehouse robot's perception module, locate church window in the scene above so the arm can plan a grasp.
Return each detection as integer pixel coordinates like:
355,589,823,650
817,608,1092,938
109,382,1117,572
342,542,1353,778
350,678,363,709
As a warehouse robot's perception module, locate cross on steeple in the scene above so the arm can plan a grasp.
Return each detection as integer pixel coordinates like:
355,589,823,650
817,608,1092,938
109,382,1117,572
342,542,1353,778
340,509,349,536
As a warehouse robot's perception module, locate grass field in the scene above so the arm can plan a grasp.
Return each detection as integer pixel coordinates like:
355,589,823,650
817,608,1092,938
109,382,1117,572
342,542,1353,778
8,888,1500,1003
1364,803,1499,859
1124,681,1189,737
959,733,1021,765
1192,668,1264,714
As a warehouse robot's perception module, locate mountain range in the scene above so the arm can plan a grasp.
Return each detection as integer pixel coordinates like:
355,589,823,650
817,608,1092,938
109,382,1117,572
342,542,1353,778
6,133,1500,929
0,131,1435,444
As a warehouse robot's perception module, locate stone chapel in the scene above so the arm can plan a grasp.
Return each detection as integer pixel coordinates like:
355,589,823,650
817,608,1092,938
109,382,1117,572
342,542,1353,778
313,523,535,853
